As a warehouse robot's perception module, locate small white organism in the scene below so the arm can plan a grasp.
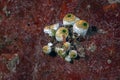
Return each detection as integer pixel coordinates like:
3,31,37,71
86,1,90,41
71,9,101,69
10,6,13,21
48,42,53,47
55,47,66,58
73,20,89,37
63,42,71,51
69,50,78,59
42,43,53,54
55,27,69,42
65,55,72,62
44,23,59,36
63,13,80,26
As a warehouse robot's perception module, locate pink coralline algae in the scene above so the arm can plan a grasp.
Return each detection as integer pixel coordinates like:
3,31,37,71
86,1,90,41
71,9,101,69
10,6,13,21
0,0,120,80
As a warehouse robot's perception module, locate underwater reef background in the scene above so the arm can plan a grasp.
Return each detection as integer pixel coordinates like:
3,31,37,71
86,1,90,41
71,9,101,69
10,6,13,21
0,0,120,80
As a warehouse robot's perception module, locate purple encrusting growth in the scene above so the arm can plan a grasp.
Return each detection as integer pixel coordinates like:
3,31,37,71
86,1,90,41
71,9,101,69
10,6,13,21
0,0,119,80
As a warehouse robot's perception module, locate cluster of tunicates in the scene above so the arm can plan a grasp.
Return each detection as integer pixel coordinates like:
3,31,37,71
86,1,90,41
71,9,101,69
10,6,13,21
42,13,89,62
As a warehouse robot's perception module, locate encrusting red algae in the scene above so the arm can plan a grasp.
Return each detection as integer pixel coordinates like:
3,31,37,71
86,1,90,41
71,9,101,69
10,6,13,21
0,0,120,80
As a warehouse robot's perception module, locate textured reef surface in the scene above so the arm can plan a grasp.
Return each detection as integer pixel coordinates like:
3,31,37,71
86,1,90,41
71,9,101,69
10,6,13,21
0,0,120,80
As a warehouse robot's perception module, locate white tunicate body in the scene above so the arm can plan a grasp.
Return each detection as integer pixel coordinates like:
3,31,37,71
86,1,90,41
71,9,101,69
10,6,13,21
44,23,59,36
48,42,53,47
44,28,53,36
69,50,77,58
46,46,52,54
65,56,71,62
55,36,63,42
53,23,59,30
73,23,88,37
63,42,71,51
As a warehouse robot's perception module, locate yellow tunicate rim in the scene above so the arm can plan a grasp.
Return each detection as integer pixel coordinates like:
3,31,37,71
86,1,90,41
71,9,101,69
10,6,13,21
69,51,77,58
44,25,56,36
63,13,76,22
50,24,55,29
57,49,63,55
42,46,49,53
45,24,55,30
75,20,89,29
63,42,70,49
57,49,66,58
56,27,69,38
44,26,50,29
44,25,53,30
